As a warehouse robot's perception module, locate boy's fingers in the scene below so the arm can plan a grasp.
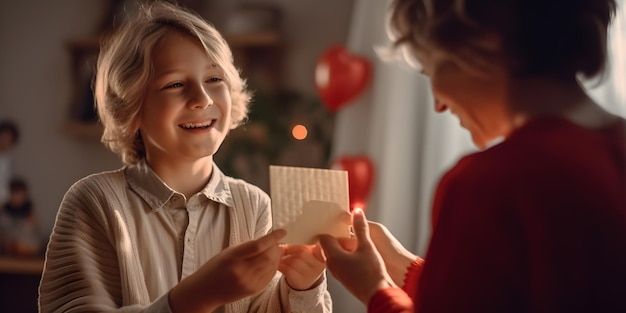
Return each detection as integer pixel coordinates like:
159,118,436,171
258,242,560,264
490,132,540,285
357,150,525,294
312,244,326,262
238,229,286,257
281,244,304,255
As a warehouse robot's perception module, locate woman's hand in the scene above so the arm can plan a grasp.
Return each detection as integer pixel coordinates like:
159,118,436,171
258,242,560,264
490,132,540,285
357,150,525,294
319,209,396,304
278,243,326,290
368,221,418,287
169,229,286,313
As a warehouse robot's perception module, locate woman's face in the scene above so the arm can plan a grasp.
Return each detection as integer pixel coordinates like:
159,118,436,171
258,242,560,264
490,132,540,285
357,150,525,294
416,49,514,148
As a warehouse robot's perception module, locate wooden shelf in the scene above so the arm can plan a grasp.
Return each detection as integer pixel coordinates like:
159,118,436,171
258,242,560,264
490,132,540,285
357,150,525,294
226,31,281,47
0,256,44,275
62,31,282,141
67,31,282,51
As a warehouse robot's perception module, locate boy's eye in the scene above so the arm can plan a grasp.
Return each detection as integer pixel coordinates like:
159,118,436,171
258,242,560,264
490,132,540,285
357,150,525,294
207,77,223,83
165,82,183,89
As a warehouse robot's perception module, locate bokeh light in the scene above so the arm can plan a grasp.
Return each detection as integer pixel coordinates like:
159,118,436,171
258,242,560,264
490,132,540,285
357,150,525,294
291,124,308,140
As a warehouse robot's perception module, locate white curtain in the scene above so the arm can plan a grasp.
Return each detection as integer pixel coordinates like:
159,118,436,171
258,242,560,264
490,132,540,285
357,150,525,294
585,0,626,117
328,0,474,311
328,0,625,312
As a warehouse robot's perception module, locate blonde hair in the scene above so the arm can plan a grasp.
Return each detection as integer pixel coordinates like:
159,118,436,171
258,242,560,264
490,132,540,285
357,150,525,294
387,0,616,79
95,1,251,165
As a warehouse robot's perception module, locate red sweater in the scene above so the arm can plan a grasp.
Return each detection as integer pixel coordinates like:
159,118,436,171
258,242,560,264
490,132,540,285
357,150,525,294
369,117,626,312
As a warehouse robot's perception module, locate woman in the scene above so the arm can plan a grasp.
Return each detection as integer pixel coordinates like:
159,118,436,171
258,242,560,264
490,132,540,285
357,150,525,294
319,0,626,312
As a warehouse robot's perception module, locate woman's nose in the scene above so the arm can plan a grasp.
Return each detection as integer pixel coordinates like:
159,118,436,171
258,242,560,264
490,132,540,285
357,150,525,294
434,98,448,113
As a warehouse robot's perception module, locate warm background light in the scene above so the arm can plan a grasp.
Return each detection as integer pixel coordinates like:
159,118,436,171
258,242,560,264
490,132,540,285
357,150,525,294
291,124,308,140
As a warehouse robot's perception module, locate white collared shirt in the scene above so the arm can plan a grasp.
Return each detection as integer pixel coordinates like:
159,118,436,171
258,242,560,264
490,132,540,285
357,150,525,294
39,160,331,313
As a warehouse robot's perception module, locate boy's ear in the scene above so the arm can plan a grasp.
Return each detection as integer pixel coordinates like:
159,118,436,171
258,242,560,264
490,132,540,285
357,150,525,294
130,116,142,134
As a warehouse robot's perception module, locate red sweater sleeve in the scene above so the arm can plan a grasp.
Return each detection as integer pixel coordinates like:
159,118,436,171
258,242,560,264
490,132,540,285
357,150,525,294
368,288,413,313
368,258,424,313
372,118,626,312
402,258,424,299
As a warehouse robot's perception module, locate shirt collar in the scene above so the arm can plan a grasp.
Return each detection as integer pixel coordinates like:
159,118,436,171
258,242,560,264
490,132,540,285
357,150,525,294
198,164,234,207
125,160,234,211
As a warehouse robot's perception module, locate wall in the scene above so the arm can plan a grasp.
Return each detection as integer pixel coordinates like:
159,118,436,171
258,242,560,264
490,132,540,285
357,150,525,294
201,0,356,95
0,0,122,239
0,0,355,238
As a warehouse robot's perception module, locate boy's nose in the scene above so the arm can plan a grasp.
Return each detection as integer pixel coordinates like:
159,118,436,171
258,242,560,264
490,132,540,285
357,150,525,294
189,87,213,109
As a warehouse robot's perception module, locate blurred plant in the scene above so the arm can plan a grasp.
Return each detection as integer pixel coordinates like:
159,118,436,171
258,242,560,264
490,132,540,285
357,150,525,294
215,88,335,191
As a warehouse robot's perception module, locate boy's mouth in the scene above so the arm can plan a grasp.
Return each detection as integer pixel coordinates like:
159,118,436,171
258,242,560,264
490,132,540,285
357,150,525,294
179,119,216,129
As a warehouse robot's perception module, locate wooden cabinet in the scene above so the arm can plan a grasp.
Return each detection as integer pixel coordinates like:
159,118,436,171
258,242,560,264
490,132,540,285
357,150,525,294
228,30,284,92
62,30,284,140
62,0,121,140
63,36,102,140
0,256,44,274
0,256,44,313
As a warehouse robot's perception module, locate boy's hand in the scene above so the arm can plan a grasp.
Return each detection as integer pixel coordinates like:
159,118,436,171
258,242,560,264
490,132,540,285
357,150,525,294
170,229,286,313
278,243,326,290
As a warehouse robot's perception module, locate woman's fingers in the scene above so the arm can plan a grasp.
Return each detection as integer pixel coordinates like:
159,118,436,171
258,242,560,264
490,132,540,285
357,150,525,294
336,237,358,252
318,234,344,257
351,208,373,249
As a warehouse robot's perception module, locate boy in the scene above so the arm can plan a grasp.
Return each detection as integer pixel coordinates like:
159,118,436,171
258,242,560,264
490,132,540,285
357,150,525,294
39,2,331,312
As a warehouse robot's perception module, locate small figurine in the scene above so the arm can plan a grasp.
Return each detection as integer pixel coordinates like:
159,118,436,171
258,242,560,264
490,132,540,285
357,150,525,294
0,177,41,257
0,119,19,204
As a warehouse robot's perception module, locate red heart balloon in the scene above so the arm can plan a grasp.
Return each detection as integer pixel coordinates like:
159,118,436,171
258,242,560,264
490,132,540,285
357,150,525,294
315,45,372,112
331,155,375,211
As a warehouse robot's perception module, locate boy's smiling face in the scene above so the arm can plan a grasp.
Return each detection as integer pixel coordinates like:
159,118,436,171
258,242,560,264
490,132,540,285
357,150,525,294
139,31,232,165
